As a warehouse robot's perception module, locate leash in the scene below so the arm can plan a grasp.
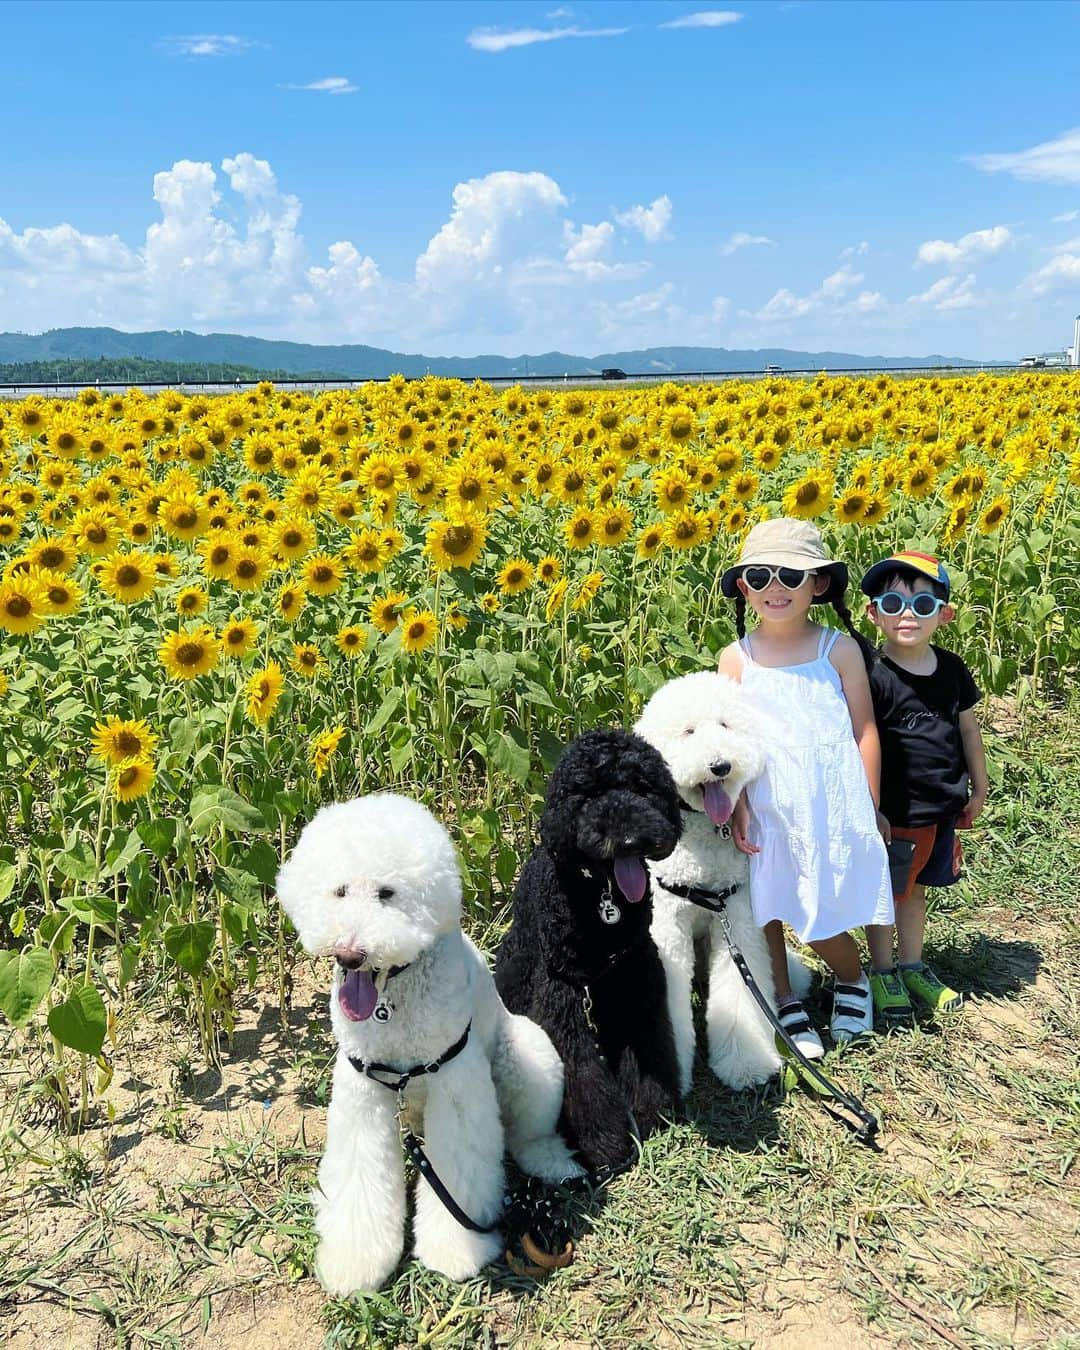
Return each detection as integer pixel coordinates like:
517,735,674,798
348,1021,630,1272
657,876,880,1147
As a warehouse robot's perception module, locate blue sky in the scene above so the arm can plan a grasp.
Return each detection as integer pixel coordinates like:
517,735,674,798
3,0,1080,358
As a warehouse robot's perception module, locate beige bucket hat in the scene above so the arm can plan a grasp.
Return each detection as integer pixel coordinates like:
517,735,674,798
720,517,848,605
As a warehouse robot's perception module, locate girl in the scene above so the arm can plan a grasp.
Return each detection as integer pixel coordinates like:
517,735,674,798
716,518,893,1051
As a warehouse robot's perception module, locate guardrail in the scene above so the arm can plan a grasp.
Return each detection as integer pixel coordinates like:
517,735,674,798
0,362,1073,397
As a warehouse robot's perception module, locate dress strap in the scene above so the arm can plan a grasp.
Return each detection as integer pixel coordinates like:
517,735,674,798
820,627,841,659
739,636,754,665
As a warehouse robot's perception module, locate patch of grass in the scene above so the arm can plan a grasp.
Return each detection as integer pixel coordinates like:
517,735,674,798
1,697,1078,1347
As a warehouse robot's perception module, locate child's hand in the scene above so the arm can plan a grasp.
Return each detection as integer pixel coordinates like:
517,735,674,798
875,810,892,844
956,788,986,829
732,794,760,856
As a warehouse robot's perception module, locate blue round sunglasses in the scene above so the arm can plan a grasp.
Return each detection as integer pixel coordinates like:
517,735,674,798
873,591,948,618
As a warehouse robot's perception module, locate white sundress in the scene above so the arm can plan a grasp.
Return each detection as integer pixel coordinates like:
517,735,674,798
739,628,894,943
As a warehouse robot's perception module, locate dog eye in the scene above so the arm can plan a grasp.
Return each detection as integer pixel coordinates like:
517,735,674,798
377,886,395,901
718,721,728,729
333,884,347,898
684,727,695,736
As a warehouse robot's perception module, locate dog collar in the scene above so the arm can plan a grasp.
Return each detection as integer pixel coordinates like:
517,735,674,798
656,878,739,913
347,1020,472,1094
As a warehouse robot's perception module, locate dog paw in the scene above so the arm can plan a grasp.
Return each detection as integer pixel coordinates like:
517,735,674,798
315,1240,400,1296
415,1228,502,1282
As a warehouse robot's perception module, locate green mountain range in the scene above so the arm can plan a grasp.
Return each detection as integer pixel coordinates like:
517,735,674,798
0,327,987,381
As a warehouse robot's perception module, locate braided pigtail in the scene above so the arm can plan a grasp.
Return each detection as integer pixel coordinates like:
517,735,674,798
832,593,875,674
734,592,747,640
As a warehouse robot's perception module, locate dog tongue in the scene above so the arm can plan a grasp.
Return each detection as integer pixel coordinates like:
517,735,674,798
703,781,733,826
613,855,648,904
339,968,378,1022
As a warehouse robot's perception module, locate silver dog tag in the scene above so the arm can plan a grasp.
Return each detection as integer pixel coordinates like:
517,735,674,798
598,898,621,925
373,998,394,1023
717,823,732,841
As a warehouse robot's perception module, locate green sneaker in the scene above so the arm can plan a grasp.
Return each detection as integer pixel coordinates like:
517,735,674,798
869,969,914,1028
901,963,962,1013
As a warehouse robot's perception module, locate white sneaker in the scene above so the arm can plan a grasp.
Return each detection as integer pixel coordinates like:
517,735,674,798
831,973,874,1044
777,1000,825,1060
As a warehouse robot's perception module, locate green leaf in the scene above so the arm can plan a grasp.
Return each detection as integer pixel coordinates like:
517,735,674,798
39,912,78,956
55,841,99,884
48,984,107,1056
0,861,15,905
138,817,178,860
189,786,268,838
118,944,140,989
221,902,249,947
0,948,54,1027
103,828,142,878
215,866,263,908
239,839,280,887
488,727,531,786
163,921,216,976
365,687,402,736
61,893,119,925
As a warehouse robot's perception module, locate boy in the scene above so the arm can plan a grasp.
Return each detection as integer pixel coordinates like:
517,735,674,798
859,551,988,1026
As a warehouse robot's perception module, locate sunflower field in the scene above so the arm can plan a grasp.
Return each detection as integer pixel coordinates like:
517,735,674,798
0,371,1077,1121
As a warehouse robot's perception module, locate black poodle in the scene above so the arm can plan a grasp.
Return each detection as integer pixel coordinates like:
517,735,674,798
494,729,683,1172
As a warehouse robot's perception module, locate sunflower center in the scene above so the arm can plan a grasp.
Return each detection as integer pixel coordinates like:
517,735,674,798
116,566,141,588
175,509,197,529
87,527,107,544
407,621,426,640
796,483,820,506
443,526,475,557
572,519,591,539
118,766,140,789
116,731,142,755
7,597,32,618
176,642,204,666
211,547,230,566
237,560,258,579
314,566,332,583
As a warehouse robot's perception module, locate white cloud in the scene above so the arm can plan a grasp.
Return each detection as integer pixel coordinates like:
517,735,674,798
659,11,743,29
907,274,979,311
562,220,647,279
1053,209,1079,223
1025,253,1080,295
750,266,864,321
970,128,1080,185
546,6,574,16
281,76,358,95
916,226,1011,267
467,25,627,53
712,295,731,321
720,231,775,256
615,196,673,242
840,240,870,259
164,35,256,58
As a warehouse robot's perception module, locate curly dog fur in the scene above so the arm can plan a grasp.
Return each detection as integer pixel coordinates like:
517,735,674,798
494,729,683,1171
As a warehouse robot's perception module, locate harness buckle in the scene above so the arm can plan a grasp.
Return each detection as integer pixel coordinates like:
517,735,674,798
424,1060,442,1076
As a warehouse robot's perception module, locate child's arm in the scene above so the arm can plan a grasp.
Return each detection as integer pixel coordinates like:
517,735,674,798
956,709,988,827
833,638,889,838
717,641,742,682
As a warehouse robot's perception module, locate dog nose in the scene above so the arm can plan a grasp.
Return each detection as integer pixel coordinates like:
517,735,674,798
334,944,367,969
710,760,731,779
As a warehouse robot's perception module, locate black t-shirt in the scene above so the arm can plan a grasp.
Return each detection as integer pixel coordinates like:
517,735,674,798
869,646,980,827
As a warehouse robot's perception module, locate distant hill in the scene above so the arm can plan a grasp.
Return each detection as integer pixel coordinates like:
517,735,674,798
0,356,348,386
0,327,989,381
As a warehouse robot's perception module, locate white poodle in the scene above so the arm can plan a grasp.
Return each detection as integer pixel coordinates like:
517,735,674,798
276,793,581,1295
635,671,811,1093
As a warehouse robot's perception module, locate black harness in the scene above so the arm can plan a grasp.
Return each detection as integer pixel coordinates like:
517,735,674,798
656,872,880,1147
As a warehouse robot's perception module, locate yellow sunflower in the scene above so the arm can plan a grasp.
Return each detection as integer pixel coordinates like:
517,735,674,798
176,585,209,617
91,716,159,765
158,625,220,681
31,567,83,617
782,473,832,520
636,523,665,560
399,608,437,654
278,580,307,624
0,574,49,635
370,590,408,634
571,571,605,611
976,495,1010,535
835,489,868,524
664,509,708,550
536,555,562,586
98,551,158,605
544,576,570,621
24,535,78,574
444,601,468,631
220,616,259,658
302,553,345,597
111,756,156,803
425,518,487,572
291,642,327,679
230,548,271,593
497,558,534,595
246,661,284,725
564,509,597,550
270,516,316,564
309,724,346,779
335,625,369,657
